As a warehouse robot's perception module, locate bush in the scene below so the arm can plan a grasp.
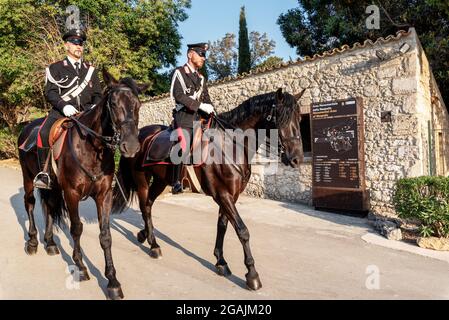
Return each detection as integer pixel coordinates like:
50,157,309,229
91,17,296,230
393,176,449,238
0,126,18,159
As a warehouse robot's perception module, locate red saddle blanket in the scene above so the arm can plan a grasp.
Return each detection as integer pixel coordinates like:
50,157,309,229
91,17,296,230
142,118,211,167
19,117,70,161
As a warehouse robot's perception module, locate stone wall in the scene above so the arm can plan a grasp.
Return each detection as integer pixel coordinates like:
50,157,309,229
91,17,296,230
138,28,449,217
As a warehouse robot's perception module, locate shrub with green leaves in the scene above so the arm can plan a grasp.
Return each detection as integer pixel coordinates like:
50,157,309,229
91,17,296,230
393,176,449,238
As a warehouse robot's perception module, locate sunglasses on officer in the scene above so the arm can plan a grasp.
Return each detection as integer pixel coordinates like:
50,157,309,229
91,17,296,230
190,49,206,58
66,38,84,46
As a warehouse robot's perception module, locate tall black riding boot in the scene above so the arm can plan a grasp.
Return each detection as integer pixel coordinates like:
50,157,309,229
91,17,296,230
171,164,184,194
33,147,52,189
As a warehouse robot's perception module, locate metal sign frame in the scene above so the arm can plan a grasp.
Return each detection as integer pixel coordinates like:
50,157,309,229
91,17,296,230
310,97,369,213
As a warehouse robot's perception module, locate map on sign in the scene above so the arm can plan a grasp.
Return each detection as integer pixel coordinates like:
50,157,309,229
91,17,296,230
311,99,361,189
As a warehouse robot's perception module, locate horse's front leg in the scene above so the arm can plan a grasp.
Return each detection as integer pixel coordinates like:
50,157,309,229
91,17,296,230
214,209,232,276
215,194,262,290
42,194,60,256
95,189,124,300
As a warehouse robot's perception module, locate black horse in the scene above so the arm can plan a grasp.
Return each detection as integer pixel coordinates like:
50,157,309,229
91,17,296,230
17,70,148,300
112,88,305,290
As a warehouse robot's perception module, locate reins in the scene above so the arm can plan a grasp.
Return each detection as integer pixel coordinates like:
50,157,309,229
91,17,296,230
65,86,136,188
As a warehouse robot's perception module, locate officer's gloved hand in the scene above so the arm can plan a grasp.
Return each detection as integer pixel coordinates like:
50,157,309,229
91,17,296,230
199,103,215,115
62,105,79,117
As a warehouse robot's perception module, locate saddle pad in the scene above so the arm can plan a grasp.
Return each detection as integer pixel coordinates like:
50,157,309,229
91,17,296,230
49,118,70,147
142,117,213,167
143,129,175,165
52,129,68,161
19,126,40,152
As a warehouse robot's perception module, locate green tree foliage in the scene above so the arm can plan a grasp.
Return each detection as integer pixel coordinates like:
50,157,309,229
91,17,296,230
237,6,251,75
254,56,284,71
394,176,449,238
207,33,238,80
249,31,275,69
277,0,449,105
0,0,190,129
208,31,276,80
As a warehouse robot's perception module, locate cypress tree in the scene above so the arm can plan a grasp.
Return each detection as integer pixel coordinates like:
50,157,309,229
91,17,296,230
238,6,251,74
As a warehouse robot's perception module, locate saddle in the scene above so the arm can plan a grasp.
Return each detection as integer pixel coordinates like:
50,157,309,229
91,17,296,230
19,117,71,161
142,118,212,167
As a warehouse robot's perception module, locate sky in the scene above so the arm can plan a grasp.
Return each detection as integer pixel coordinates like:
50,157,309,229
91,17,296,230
176,0,299,65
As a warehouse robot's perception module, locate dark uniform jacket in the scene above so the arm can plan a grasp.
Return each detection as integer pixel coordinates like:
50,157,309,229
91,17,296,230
170,64,212,129
45,57,102,118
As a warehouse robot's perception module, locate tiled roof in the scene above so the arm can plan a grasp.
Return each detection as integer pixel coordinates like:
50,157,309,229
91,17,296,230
147,29,411,101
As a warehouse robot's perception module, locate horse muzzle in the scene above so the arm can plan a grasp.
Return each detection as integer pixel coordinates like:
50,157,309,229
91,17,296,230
119,139,140,158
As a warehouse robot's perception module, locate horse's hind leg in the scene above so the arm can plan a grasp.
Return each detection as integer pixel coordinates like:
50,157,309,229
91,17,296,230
40,190,60,256
23,175,38,255
214,209,232,277
137,176,166,259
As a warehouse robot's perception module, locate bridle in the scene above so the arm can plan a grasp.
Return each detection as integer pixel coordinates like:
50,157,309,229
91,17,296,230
67,86,139,183
105,86,138,148
70,86,136,150
264,98,302,155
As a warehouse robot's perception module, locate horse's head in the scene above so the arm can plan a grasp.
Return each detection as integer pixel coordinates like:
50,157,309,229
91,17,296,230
102,69,149,158
274,88,306,168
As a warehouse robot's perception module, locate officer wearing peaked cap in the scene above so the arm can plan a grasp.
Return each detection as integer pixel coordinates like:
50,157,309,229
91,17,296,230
169,42,214,194
33,28,102,189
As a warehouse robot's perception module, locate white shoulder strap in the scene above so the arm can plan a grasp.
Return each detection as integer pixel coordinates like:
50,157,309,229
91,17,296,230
46,67,78,89
170,68,204,111
170,69,189,109
192,76,204,100
61,66,95,102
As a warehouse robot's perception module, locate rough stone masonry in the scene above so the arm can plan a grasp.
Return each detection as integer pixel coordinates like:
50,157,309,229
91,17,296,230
139,28,449,218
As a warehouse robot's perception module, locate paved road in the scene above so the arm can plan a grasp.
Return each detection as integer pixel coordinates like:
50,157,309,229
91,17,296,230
0,166,448,300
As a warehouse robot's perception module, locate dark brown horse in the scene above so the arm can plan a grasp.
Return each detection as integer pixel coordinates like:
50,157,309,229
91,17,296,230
112,88,306,290
17,70,148,300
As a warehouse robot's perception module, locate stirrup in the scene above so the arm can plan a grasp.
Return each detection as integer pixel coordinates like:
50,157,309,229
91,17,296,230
171,181,183,195
33,172,52,189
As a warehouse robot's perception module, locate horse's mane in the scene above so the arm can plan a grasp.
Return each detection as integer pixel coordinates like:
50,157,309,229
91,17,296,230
118,77,140,96
218,91,297,128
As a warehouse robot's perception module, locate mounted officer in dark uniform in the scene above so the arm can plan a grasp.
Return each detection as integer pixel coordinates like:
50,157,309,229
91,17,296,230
169,42,214,194
33,29,102,189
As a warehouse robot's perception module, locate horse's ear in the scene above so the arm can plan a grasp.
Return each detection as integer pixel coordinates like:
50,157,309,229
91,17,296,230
275,88,284,103
102,68,118,87
136,83,150,94
294,88,306,101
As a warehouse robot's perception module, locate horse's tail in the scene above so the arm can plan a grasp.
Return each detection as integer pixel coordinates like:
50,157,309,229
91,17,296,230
37,188,68,228
112,157,136,214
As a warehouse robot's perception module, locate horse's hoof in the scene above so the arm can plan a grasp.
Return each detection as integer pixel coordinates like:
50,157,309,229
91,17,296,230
107,287,124,300
246,274,262,291
78,269,91,282
149,247,162,259
45,245,60,256
25,243,38,255
137,230,147,243
215,264,232,277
